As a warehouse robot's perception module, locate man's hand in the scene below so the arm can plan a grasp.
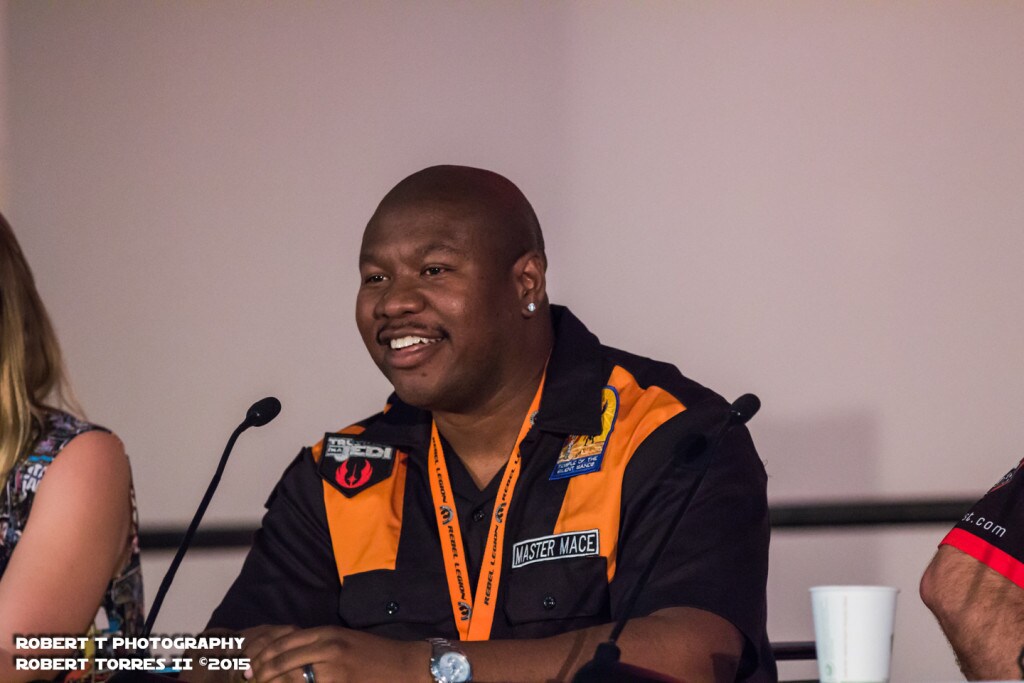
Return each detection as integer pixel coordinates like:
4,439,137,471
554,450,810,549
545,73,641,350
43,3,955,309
242,625,429,683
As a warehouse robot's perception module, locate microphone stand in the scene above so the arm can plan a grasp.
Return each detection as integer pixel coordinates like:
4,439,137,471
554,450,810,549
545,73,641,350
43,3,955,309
143,422,245,638
107,397,281,683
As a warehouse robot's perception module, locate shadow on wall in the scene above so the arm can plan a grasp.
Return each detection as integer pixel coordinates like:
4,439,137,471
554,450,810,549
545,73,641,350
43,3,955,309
752,410,881,503
757,411,884,678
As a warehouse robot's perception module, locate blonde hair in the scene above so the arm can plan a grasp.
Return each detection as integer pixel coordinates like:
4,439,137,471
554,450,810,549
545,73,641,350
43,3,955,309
0,212,79,480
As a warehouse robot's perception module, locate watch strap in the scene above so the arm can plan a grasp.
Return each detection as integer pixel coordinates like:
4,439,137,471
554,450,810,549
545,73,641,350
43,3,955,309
427,637,472,683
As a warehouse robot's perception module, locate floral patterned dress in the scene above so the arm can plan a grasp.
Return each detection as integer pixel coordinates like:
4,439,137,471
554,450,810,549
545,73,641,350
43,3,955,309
0,410,145,681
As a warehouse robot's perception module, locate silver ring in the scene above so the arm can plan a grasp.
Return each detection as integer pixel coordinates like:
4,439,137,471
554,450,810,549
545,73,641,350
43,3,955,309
303,663,316,683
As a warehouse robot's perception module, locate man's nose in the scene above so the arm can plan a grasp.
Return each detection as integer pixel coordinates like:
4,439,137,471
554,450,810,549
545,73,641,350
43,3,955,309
375,276,425,318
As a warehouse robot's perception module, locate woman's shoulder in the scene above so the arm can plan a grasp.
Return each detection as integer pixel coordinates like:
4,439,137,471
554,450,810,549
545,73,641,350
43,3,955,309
30,410,112,461
29,411,129,498
7,411,124,505
30,417,130,532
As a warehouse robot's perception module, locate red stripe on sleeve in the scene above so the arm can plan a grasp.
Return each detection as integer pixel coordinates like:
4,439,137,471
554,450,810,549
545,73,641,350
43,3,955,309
941,527,1024,589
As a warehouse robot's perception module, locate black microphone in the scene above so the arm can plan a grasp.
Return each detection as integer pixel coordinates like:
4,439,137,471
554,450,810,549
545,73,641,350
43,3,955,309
142,396,281,638
573,393,761,682
729,393,760,426
245,396,282,427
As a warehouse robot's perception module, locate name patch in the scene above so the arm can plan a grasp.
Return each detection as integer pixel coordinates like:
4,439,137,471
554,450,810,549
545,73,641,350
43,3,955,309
511,529,600,568
318,434,396,497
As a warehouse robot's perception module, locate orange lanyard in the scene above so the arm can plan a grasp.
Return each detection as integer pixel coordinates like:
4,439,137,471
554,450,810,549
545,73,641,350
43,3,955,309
428,375,545,641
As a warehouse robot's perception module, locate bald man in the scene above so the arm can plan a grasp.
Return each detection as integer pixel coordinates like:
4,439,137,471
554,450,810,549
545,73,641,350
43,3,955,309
199,167,775,682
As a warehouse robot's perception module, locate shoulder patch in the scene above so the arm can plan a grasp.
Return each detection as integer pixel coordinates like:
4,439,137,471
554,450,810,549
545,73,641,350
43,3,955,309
550,386,619,480
990,456,1024,493
317,433,396,497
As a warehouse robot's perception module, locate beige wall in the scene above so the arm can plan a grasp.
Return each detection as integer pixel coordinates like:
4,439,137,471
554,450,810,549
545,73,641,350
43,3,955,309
7,2,1024,679
0,0,8,205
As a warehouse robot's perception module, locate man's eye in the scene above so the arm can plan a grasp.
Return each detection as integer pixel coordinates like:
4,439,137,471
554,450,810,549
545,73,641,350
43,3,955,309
423,266,447,276
363,274,386,284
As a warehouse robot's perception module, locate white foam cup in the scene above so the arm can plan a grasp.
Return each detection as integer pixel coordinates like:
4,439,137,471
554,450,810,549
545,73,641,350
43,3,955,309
810,585,899,683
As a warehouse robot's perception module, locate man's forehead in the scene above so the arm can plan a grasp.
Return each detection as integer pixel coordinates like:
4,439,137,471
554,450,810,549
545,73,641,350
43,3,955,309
361,200,501,250
359,237,468,264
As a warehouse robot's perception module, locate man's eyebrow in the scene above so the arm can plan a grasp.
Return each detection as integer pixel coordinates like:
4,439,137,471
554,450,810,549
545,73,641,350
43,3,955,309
416,242,467,258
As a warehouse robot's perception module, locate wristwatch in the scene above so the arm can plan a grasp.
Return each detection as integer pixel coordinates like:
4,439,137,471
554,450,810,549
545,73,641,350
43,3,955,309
427,637,472,683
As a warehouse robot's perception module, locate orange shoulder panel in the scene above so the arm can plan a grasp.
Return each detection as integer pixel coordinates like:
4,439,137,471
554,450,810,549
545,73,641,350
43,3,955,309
553,365,685,582
313,423,407,586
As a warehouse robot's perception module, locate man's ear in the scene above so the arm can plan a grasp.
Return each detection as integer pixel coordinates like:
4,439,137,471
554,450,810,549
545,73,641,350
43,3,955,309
513,250,547,315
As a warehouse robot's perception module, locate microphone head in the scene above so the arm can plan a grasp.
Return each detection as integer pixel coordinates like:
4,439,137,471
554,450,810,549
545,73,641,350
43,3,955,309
729,393,761,425
245,396,281,427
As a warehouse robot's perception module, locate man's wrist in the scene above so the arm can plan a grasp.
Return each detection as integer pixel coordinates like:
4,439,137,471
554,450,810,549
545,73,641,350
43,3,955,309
426,637,473,683
403,639,434,683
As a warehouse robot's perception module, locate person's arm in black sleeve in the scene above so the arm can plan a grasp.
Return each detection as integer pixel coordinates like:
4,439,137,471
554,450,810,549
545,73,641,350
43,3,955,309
206,447,341,631
921,458,1024,680
613,405,774,681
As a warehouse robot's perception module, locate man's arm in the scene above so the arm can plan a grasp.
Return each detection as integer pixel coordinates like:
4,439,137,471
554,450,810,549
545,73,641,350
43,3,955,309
200,605,740,682
206,449,342,631
612,410,771,677
459,605,742,682
921,544,1024,680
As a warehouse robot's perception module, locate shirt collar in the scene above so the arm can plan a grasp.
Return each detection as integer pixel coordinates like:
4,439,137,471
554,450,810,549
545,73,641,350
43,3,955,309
532,305,606,437
357,395,431,452
355,304,608,452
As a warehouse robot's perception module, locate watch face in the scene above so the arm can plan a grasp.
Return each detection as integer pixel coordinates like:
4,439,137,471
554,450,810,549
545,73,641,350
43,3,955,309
438,651,471,683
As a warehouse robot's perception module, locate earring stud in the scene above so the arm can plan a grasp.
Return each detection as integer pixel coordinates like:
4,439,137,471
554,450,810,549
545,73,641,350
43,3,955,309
526,302,537,313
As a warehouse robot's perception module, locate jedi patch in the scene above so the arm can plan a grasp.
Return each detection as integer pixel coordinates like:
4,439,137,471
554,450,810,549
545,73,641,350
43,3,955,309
317,433,396,497
511,529,601,568
550,386,619,480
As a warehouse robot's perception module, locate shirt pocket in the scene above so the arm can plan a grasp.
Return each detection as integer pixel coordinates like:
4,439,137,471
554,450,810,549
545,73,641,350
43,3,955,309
338,568,453,637
503,556,610,629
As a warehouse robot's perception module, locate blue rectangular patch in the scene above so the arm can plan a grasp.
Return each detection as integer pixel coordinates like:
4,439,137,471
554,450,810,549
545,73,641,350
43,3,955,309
550,386,619,480
550,453,603,479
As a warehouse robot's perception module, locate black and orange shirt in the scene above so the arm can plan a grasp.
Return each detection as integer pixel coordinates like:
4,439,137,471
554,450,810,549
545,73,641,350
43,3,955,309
208,306,775,681
940,456,1024,588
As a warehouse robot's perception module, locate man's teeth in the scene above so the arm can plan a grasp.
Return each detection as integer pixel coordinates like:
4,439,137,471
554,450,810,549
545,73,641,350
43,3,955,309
390,336,441,350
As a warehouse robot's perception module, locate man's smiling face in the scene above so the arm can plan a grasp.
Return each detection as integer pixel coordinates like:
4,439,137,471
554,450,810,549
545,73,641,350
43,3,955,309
356,199,525,413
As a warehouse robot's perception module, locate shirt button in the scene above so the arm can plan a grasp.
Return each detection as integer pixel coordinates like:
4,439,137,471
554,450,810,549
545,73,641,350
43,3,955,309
542,595,556,611
385,601,399,616
472,508,486,523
